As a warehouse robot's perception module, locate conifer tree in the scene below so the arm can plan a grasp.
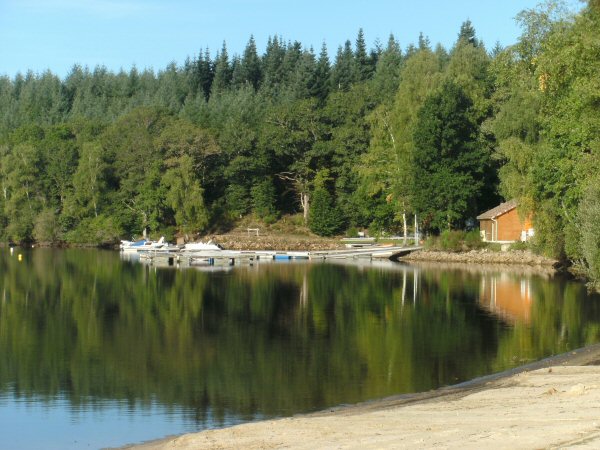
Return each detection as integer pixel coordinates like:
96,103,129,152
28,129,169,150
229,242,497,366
200,48,215,100
185,49,214,101
309,171,343,236
262,36,286,92
354,28,371,81
331,41,356,91
211,42,232,95
457,19,479,47
371,34,402,102
309,43,331,101
285,47,316,100
230,56,244,88
418,32,431,51
445,22,491,120
240,35,262,90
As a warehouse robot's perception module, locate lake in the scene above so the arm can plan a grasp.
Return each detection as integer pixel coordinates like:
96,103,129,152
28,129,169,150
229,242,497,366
1,249,599,449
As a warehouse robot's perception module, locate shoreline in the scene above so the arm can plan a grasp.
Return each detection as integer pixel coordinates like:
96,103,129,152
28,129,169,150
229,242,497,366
9,238,560,270
399,248,559,267
121,343,600,449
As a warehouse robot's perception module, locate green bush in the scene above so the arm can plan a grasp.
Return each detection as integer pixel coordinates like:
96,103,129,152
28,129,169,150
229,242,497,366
33,209,60,243
155,226,177,243
579,180,600,284
509,241,530,251
424,229,484,251
65,215,122,245
464,230,485,249
7,210,34,243
424,235,438,250
486,243,502,252
309,188,344,237
346,226,359,238
439,230,465,252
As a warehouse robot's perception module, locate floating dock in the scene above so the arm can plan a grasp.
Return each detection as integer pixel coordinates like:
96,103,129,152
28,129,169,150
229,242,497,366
134,245,422,267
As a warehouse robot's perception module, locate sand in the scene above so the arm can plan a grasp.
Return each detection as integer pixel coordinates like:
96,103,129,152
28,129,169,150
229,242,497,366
123,344,600,450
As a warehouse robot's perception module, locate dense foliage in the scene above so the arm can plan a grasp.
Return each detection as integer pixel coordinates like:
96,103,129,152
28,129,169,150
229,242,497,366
0,1,599,282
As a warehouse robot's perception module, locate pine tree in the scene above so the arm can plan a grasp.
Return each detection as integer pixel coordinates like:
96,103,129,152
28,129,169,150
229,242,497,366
354,28,371,81
230,56,243,88
285,46,316,100
211,42,232,95
457,19,478,47
186,49,214,101
262,36,286,92
199,48,214,100
445,22,491,119
309,42,331,101
418,32,431,51
369,38,382,70
371,34,402,102
331,40,356,91
240,35,262,90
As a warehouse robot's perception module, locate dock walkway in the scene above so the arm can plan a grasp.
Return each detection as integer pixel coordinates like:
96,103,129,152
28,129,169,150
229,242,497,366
135,245,423,267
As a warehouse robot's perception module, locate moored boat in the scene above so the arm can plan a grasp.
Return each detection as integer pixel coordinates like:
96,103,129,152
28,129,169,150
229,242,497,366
120,237,168,252
182,240,223,252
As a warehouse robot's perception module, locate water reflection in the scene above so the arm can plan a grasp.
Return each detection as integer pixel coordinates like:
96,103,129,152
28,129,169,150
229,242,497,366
0,250,599,449
480,274,533,324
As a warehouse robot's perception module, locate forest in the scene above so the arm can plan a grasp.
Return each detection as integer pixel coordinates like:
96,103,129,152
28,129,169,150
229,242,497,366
0,1,598,283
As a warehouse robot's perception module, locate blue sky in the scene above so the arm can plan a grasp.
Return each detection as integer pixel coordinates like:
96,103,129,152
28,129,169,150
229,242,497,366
0,0,583,79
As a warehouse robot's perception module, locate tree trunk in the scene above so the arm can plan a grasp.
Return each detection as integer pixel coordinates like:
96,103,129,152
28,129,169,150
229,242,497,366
414,214,419,245
402,212,408,246
301,192,310,224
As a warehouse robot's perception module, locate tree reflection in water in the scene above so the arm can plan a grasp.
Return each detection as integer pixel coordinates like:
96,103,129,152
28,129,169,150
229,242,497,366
1,250,599,426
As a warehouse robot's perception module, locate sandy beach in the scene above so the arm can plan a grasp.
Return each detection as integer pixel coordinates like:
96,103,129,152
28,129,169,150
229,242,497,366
124,344,600,450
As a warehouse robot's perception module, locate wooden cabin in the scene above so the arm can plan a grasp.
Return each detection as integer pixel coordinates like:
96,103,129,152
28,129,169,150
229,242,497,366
477,200,533,243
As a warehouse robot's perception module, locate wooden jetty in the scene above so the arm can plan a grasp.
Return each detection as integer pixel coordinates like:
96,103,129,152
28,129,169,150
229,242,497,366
136,245,422,267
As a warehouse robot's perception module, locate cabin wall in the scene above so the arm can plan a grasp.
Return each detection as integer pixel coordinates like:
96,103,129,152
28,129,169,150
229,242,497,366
497,209,526,242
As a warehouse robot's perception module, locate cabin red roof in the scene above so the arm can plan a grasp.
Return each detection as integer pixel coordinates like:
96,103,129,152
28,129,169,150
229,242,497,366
476,199,518,220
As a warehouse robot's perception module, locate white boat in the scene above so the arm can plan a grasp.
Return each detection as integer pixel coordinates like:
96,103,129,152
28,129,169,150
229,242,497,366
120,238,148,252
182,240,223,252
120,237,167,252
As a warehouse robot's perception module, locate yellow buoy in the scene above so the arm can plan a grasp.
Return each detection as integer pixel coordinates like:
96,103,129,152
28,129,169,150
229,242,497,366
18,254,22,261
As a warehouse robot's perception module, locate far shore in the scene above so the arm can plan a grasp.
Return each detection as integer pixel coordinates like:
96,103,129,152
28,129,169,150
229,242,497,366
122,343,600,449
399,248,559,267
4,233,562,270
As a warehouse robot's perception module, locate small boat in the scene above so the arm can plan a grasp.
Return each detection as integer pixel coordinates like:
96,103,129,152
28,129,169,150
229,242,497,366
120,237,167,252
120,238,148,252
182,240,223,252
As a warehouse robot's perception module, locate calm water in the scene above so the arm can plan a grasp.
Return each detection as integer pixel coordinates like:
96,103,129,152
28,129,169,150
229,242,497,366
1,249,599,449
